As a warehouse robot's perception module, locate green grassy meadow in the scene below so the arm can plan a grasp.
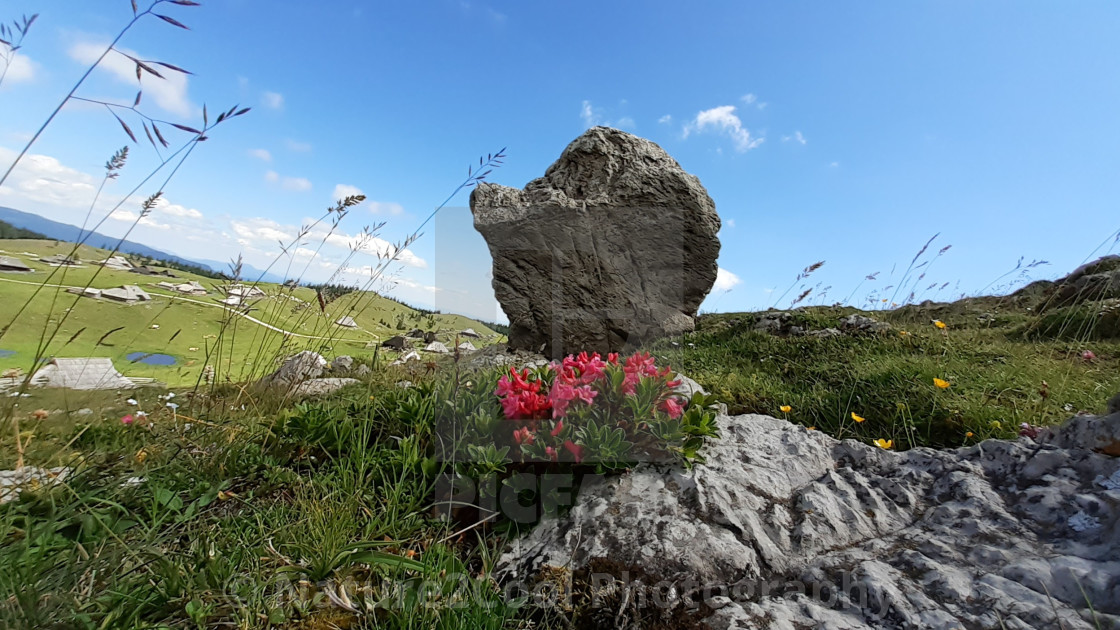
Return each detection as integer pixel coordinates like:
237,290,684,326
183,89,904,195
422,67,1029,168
2,237,1119,628
0,240,496,386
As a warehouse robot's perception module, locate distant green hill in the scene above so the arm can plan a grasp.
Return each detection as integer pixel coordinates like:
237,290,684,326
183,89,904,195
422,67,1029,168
0,219,48,240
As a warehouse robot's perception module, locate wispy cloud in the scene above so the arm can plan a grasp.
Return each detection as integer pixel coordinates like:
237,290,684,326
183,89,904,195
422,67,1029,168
285,138,312,152
332,184,362,201
332,184,404,216
782,131,807,145
683,105,763,152
714,267,742,292
580,100,635,130
265,170,312,192
2,53,38,85
262,91,284,109
68,42,195,118
658,114,672,125
248,148,272,162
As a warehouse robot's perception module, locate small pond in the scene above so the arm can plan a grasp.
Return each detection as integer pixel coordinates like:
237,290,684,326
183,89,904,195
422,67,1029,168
0,349,15,358
126,352,177,366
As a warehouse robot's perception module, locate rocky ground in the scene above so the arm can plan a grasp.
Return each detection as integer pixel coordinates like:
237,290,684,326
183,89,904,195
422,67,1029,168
499,408,1120,629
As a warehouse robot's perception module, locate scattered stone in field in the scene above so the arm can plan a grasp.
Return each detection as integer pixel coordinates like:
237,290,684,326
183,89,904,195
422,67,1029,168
805,327,842,338
0,466,69,504
382,335,409,350
471,126,721,357
424,341,450,354
500,409,1120,629
407,328,425,338
74,408,93,416
396,380,413,389
291,377,359,397
331,356,354,372
354,364,372,377
838,313,892,334
264,351,326,386
465,344,549,371
390,351,422,366
753,311,793,335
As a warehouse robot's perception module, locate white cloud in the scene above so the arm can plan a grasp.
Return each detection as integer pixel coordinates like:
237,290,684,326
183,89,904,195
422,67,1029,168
153,198,203,219
248,148,272,162
68,42,195,118
829,161,839,168
285,139,312,152
107,208,170,230
2,53,38,84
332,184,363,200
580,100,634,131
741,93,756,105
683,105,763,152
264,170,311,191
281,177,311,192
262,91,284,109
658,114,672,125
713,267,741,292
0,146,98,207
580,100,597,128
782,131,807,145
725,218,736,229
369,201,404,216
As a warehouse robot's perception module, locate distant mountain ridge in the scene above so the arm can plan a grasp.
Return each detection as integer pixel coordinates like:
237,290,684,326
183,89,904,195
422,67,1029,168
0,206,286,283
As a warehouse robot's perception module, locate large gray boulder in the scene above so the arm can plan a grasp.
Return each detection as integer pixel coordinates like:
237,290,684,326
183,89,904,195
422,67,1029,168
470,126,721,357
263,351,326,386
499,411,1120,629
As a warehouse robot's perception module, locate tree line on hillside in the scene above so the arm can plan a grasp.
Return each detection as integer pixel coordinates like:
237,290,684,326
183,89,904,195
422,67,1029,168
0,219,48,240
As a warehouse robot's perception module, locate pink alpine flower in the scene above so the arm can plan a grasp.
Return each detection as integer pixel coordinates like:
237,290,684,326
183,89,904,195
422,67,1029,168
121,414,134,425
563,440,583,463
1082,350,1097,362
513,426,535,445
660,397,684,419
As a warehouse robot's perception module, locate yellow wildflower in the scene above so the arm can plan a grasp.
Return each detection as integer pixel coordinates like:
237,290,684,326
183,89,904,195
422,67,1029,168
135,450,148,464
933,378,951,389
807,426,816,431
965,431,974,438
933,320,947,330
780,405,792,413
851,412,866,423
873,438,893,450
899,330,911,337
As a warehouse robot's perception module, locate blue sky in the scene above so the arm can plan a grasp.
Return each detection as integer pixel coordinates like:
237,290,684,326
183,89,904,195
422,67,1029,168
1,0,1118,322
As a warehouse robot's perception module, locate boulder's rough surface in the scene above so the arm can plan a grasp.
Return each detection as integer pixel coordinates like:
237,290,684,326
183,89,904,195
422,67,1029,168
264,351,326,385
291,377,359,397
499,412,1120,629
471,126,721,357
839,314,892,334
330,355,354,372
1043,255,1120,308
465,344,549,371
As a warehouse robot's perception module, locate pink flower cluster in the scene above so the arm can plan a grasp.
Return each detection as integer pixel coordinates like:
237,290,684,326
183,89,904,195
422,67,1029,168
495,368,552,421
622,351,683,418
548,351,607,418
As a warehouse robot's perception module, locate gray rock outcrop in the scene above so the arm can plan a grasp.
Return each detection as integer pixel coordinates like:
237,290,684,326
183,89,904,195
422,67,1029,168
291,377,359,397
263,351,326,386
471,126,721,357
499,411,1120,629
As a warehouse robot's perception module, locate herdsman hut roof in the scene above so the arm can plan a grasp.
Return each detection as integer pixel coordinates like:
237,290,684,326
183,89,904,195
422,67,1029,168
30,358,136,390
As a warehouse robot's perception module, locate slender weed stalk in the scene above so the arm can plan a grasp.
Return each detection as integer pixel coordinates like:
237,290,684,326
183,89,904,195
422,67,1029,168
0,0,201,189
0,13,38,91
